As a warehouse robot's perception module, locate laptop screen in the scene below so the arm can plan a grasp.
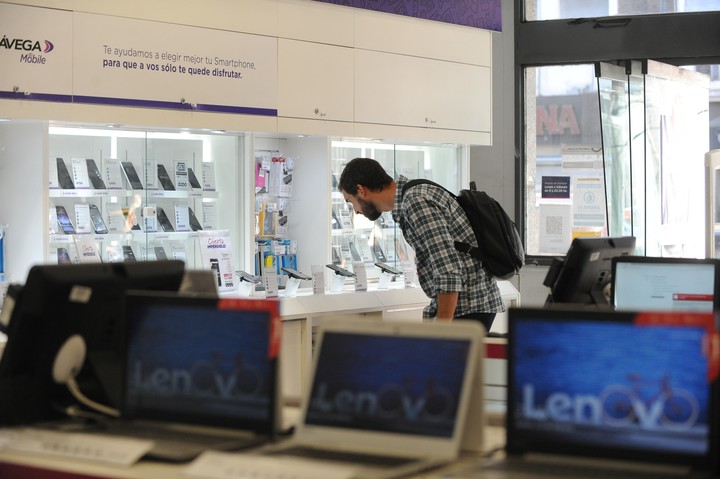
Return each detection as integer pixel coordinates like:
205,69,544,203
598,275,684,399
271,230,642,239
305,331,472,438
507,308,718,470
123,294,279,434
612,257,720,312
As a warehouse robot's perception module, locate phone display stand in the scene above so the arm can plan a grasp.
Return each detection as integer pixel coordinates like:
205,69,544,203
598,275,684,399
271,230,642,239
237,280,254,297
284,277,301,297
330,273,345,293
378,271,393,289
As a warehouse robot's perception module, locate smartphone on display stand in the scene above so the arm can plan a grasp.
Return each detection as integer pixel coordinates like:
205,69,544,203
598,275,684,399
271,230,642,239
210,258,221,287
372,242,387,263
188,207,203,231
375,262,403,276
156,207,176,232
88,204,109,234
57,247,72,264
56,158,75,189
236,270,261,284
326,264,356,277
157,164,176,190
55,205,76,234
281,267,312,281
120,161,144,190
348,242,362,261
154,246,168,260
188,167,202,190
122,245,137,261
86,159,107,189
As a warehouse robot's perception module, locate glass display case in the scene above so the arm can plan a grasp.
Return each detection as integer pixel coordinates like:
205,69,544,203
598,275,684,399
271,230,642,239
330,139,464,282
47,125,245,277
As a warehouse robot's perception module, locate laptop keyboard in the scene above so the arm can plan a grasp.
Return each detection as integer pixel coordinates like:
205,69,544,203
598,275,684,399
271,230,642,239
266,446,418,467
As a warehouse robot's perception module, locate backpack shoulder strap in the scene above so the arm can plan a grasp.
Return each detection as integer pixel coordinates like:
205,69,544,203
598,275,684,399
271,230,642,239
400,179,456,199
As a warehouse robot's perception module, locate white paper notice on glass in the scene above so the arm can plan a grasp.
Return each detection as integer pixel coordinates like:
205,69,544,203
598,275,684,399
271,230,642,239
49,157,60,189
263,268,279,298
145,159,159,190
202,202,217,230
73,203,93,234
352,262,367,291
106,206,126,234
174,160,189,190
202,163,217,191
71,158,91,189
104,158,124,190
572,176,606,229
171,243,187,262
73,235,101,263
539,204,572,254
174,204,191,232
198,230,236,293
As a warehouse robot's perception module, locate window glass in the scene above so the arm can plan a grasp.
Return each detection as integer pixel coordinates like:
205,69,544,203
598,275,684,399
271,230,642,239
331,140,461,280
525,64,602,256
526,0,720,21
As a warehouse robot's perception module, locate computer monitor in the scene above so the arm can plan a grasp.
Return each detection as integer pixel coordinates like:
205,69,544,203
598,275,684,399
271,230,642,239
0,260,185,425
612,256,720,312
543,236,636,306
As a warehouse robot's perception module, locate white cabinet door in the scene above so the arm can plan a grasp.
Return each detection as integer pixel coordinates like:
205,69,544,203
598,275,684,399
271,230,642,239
277,39,354,123
354,49,491,134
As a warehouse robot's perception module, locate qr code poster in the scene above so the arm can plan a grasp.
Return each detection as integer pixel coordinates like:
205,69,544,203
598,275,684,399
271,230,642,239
539,204,572,254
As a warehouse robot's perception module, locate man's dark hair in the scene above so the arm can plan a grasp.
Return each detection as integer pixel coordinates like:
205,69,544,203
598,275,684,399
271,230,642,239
338,157,393,195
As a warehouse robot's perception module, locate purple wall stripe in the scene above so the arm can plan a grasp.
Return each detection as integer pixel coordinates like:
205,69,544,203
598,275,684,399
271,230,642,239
0,91,277,116
313,0,502,31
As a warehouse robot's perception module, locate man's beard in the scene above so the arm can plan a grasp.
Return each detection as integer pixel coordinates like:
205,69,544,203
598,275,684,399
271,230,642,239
357,197,382,221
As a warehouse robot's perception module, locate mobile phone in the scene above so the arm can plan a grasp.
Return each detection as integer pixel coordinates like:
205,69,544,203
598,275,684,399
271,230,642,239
348,242,362,261
154,246,168,260
157,164,176,190
88,204,109,234
120,161,144,190
188,167,202,189
375,262,402,276
57,247,72,264
326,264,356,277
281,267,312,281
372,242,387,262
283,174,293,184
210,258,221,287
122,245,137,261
188,207,203,231
278,215,288,227
156,207,175,232
56,158,75,189
236,270,261,284
55,205,76,234
86,159,107,189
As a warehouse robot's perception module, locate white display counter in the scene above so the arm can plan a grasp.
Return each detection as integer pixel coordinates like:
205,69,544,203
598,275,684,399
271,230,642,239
275,281,519,403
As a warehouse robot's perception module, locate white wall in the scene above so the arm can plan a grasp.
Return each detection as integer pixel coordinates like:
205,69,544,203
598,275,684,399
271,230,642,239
0,121,48,282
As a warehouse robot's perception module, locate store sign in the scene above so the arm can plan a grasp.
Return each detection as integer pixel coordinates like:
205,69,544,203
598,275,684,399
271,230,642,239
1,4,277,115
73,13,277,115
0,3,73,98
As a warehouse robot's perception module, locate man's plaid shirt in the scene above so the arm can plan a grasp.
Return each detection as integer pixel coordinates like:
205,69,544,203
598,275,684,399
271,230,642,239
392,175,504,319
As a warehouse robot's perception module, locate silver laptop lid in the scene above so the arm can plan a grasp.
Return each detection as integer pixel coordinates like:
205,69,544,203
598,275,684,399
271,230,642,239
296,318,485,459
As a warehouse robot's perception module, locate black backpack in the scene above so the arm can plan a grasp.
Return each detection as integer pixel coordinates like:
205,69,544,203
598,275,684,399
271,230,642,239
401,179,524,280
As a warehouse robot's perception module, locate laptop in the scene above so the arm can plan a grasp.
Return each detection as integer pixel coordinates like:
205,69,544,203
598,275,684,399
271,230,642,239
76,292,282,462
223,318,486,479
612,256,720,312
482,307,719,478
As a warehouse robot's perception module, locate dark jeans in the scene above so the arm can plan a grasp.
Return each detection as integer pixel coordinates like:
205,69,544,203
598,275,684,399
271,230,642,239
456,312,495,334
